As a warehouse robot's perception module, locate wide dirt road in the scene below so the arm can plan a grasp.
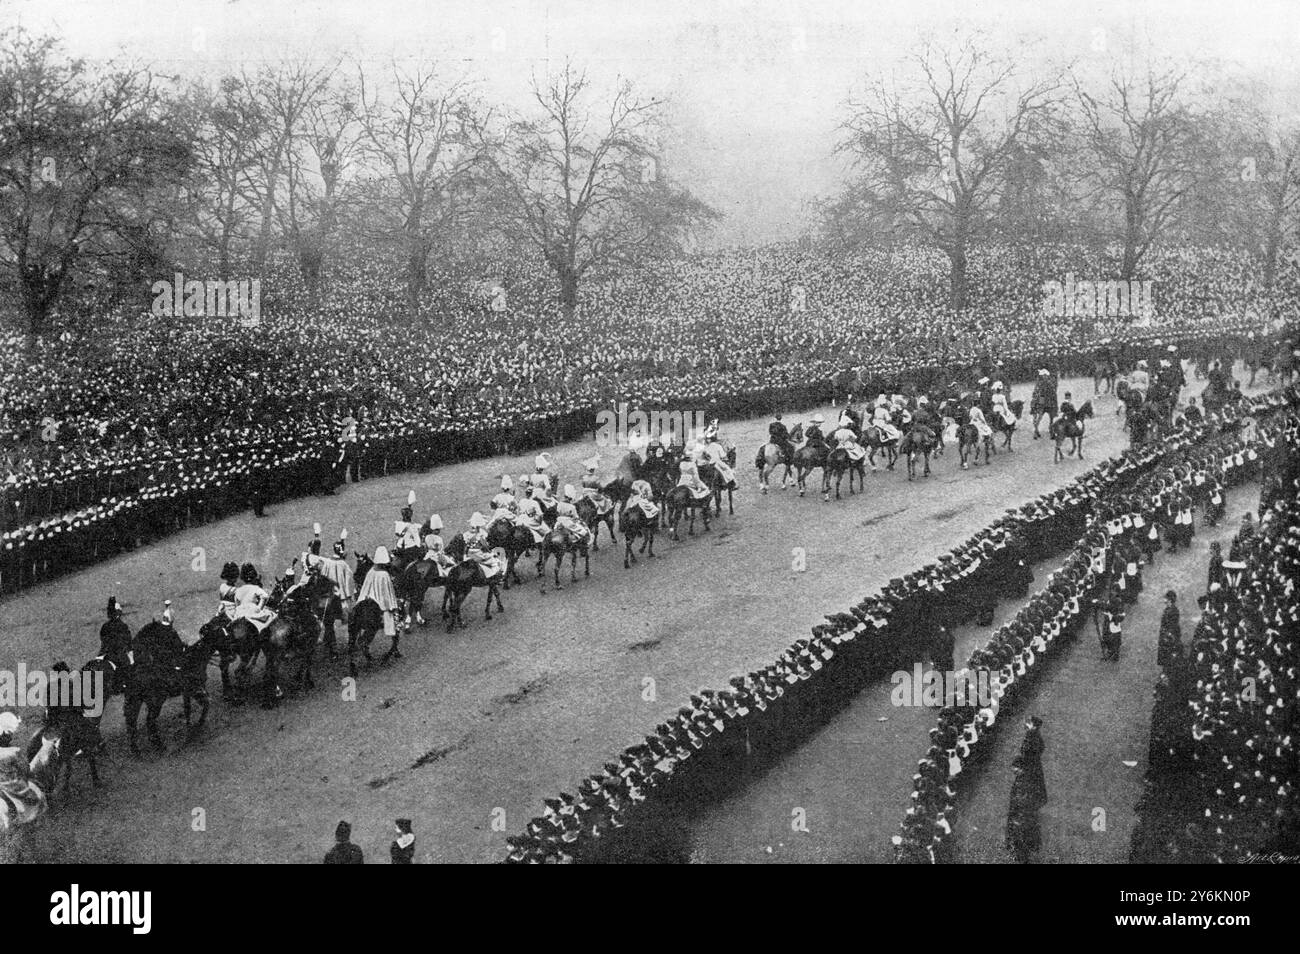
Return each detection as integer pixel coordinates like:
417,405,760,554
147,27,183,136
0,370,1227,863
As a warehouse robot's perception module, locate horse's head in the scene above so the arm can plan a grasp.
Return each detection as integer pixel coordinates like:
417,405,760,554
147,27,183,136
27,731,62,791
789,422,804,442
1078,401,1095,420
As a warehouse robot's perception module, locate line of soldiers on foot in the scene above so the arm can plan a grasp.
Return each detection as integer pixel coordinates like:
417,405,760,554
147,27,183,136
892,387,1295,862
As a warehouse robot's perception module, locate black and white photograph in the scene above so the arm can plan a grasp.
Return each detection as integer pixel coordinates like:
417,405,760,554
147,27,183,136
0,0,1296,897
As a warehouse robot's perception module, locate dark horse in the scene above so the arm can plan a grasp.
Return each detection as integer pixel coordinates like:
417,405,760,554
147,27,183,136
665,484,713,538
900,424,938,479
697,445,738,516
989,399,1024,451
122,621,212,756
25,710,104,802
1051,400,1094,463
618,502,658,569
824,444,866,500
793,438,828,497
537,526,590,593
576,495,617,551
486,518,538,589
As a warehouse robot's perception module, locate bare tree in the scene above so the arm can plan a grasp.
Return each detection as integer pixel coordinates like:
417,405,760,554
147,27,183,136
479,61,717,314
0,28,190,336
836,35,1063,308
353,61,482,306
1074,63,1205,278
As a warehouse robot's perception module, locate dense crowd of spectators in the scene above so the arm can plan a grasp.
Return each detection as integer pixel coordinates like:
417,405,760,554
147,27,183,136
1133,419,1300,863
893,388,1292,863
1,241,1294,593
502,385,1294,863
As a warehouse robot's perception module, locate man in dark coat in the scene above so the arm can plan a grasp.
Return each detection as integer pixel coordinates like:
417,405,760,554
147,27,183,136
324,820,364,864
1018,717,1049,809
98,596,133,694
1157,590,1183,670
1006,757,1043,863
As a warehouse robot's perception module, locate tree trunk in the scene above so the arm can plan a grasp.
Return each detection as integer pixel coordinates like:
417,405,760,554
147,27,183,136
406,239,428,308
946,247,968,310
558,263,579,315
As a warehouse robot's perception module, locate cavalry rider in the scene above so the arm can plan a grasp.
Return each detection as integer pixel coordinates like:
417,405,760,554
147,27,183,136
491,475,517,513
967,398,994,440
463,513,505,577
769,413,796,462
831,419,867,464
1059,391,1079,425
299,526,355,617
233,562,276,632
677,453,713,502
628,479,660,520
394,491,423,557
422,516,458,573
912,395,940,432
555,486,593,545
804,413,827,445
530,453,557,504
701,418,721,446
1030,368,1057,439
580,456,615,515
871,396,903,442
486,489,518,531
217,561,241,622
357,545,400,638
990,381,1017,427
514,484,550,544
98,595,133,692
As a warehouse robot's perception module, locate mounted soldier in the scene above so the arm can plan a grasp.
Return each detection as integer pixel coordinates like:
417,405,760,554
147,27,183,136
1030,368,1057,439
97,596,133,694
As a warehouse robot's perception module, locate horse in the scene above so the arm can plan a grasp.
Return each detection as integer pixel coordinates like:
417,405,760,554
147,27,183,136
956,422,991,469
618,503,657,569
665,484,713,538
1092,356,1118,395
345,553,405,675
792,439,828,497
756,422,802,492
576,494,617,551
899,425,938,480
989,399,1024,451
123,621,212,756
198,608,285,707
263,583,322,692
861,424,899,470
698,444,737,516
824,444,865,500
598,449,643,514
1051,401,1094,463
24,712,104,804
440,534,508,624
537,526,590,594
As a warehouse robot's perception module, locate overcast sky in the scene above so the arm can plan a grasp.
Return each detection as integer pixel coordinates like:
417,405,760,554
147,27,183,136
5,0,1299,246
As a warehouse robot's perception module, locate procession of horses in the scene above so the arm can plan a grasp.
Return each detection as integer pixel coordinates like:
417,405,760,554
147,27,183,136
2,331,1292,857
